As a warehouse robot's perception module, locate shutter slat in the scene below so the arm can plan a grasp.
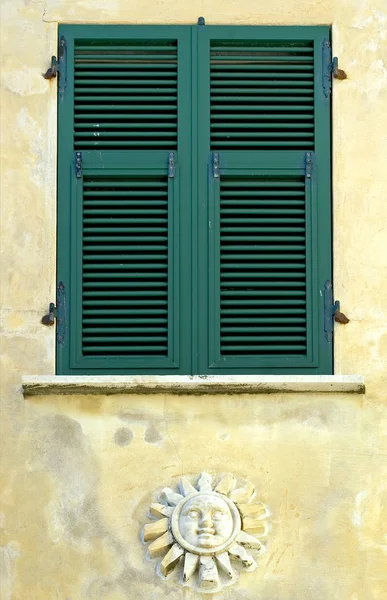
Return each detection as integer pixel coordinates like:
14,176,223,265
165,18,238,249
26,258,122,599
223,262,304,268
75,142,176,148
221,316,305,321
76,123,177,129
211,114,313,120
221,299,305,305
84,346,168,352
212,123,313,129
221,345,306,351
219,175,307,357
74,39,177,150
85,327,168,333
210,39,314,151
82,176,169,358
85,263,167,269
84,318,168,322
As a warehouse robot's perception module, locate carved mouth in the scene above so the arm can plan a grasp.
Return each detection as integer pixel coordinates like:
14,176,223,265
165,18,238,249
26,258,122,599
198,529,216,536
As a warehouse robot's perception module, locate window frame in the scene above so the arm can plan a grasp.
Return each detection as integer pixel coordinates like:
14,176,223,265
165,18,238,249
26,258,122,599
56,24,333,375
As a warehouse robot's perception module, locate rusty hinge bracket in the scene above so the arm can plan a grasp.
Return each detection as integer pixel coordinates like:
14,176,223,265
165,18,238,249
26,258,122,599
305,151,313,179
168,152,176,178
322,39,347,98
43,36,67,99
41,282,67,346
75,152,83,178
324,280,340,342
212,152,220,178
43,56,59,79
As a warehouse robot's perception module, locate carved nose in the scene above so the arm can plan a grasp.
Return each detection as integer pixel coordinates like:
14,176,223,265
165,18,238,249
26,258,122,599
199,513,213,528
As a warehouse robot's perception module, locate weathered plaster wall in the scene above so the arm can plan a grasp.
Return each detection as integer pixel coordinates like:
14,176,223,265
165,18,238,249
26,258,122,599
0,0,386,598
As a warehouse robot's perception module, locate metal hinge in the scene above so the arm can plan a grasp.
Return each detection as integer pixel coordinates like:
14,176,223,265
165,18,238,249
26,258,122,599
41,282,67,346
324,280,340,342
168,152,176,178
43,36,67,99
75,152,82,178
43,56,59,79
212,152,220,178
322,39,346,98
197,16,206,25
305,151,313,179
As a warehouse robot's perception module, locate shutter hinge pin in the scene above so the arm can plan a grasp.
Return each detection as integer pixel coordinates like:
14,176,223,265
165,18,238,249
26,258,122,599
41,302,57,325
213,152,220,178
43,37,67,99
322,39,347,97
43,56,59,79
75,152,83,178
41,282,67,346
305,152,312,179
168,152,176,178
330,56,347,80
324,280,349,342
197,16,206,25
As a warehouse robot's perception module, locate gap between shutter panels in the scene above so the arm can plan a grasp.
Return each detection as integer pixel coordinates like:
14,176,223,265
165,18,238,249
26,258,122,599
220,177,307,356
82,177,169,357
74,40,178,150
210,40,315,151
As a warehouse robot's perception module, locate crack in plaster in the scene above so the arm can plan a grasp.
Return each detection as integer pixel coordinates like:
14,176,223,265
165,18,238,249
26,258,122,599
28,0,58,24
163,396,183,476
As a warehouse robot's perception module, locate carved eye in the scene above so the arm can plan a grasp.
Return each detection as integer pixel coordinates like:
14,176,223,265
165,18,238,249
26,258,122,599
187,509,200,519
212,510,226,520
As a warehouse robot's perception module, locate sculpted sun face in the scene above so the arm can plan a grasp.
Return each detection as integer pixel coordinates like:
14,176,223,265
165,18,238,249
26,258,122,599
143,473,270,594
179,494,234,548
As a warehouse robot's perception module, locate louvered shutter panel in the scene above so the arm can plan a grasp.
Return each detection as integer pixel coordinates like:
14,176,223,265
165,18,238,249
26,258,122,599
57,25,332,375
57,26,191,374
197,26,332,374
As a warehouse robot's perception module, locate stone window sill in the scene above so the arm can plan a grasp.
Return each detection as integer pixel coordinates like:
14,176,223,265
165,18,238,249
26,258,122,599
22,375,365,396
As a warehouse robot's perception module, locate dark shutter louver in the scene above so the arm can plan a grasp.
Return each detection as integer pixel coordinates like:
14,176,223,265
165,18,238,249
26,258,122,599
82,176,169,357
210,41,314,151
220,177,307,356
74,40,178,150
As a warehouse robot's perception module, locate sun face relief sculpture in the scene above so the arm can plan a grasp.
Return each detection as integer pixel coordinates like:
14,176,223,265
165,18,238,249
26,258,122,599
142,473,270,593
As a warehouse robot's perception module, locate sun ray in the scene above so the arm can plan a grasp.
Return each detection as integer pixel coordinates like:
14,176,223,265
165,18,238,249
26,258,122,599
143,472,269,592
197,472,213,492
229,483,255,504
242,519,269,537
236,530,264,551
179,477,198,497
228,542,257,570
199,556,219,590
237,502,269,520
160,543,184,577
147,530,174,558
158,487,184,506
183,552,199,582
149,502,174,519
215,473,236,495
215,551,234,578
143,517,169,542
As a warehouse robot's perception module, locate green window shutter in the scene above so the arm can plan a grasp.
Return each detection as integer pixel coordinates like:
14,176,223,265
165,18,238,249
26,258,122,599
57,26,192,374
197,26,332,374
57,25,332,375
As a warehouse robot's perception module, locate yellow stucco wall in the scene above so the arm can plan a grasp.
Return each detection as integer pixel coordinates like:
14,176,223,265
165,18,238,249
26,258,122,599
1,1,386,598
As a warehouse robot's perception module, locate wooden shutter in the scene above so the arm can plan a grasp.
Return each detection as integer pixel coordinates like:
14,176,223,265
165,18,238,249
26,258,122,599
197,26,332,374
57,26,191,374
57,25,332,375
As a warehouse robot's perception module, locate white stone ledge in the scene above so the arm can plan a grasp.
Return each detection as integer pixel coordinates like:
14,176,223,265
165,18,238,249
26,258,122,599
22,375,365,396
